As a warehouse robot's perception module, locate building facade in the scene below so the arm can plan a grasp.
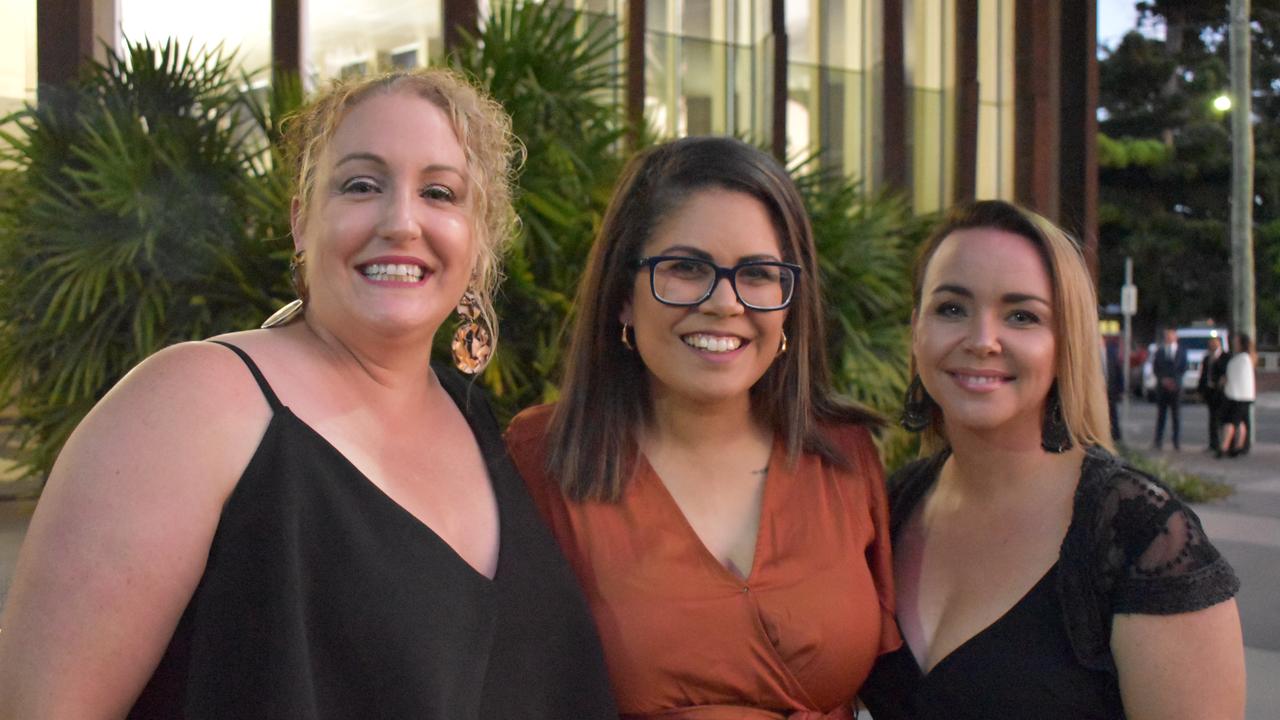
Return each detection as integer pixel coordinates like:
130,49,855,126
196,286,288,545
17,0,1097,247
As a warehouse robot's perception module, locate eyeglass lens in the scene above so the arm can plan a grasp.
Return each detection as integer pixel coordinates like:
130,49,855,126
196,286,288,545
651,258,794,309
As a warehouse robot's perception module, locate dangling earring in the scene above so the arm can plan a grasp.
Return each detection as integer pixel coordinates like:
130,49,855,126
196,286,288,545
900,375,935,432
1041,381,1073,453
451,289,493,374
262,250,307,329
778,330,788,355
620,322,635,351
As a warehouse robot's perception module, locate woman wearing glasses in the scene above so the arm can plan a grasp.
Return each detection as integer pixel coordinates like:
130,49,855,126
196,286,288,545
505,137,899,718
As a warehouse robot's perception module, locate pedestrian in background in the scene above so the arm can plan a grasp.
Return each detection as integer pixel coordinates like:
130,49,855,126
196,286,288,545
1198,334,1228,453
1220,333,1256,458
1105,338,1124,442
1152,327,1187,451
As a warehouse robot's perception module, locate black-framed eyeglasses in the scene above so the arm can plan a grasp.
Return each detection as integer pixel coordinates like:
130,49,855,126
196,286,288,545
633,255,801,311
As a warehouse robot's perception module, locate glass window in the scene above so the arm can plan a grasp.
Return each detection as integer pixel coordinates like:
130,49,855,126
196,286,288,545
120,0,271,75
0,0,35,117
904,0,955,213
645,0,764,139
786,0,816,65
786,0,880,184
975,0,1014,200
306,0,444,84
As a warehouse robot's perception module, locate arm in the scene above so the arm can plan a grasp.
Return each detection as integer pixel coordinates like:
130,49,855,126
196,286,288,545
0,343,269,719
1112,600,1245,720
1105,468,1246,720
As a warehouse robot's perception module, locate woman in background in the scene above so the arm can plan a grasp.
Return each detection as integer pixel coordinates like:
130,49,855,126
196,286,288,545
0,68,615,719
1219,333,1256,457
860,200,1244,720
506,136,899,718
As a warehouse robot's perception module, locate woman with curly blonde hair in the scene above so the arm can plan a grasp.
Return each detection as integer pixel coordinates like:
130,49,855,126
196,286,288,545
0,68,615,719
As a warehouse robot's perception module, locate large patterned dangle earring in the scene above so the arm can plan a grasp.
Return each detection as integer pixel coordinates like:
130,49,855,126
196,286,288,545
899,375,935,432
1041,381,1073,453
451,289,493,374
262,250,307,329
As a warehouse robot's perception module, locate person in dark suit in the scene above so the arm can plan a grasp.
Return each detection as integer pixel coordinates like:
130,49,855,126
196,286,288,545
1153,327,1188,450
1105,338,1125,442
1197,334,1228,453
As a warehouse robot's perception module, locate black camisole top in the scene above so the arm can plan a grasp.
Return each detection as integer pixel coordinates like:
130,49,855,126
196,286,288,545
129,342,617,719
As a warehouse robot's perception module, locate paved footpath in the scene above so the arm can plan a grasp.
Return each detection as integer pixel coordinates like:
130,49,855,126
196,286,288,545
1120,395,1280,720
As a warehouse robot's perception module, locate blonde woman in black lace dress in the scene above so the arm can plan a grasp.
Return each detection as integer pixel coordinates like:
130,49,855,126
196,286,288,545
860,201,1244,719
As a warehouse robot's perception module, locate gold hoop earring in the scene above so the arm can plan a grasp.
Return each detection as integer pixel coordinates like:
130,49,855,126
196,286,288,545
451,289,493,374
262,250,307,328
778,330,788,355
620,322,635,351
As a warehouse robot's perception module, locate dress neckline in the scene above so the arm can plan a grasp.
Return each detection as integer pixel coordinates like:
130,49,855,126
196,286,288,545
636,436,783,587
890,449,1112,676
260,367,505,585
898,563,1058,679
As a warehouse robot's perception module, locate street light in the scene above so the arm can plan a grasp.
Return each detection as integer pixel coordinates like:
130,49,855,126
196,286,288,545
1214,94,1233,112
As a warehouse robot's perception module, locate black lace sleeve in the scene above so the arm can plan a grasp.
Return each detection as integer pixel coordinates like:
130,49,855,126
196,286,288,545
1058,448,1240,672
1106,469,1239,615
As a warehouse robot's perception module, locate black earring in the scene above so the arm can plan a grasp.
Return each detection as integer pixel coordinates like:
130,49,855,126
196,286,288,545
1041,382,1073,453
900,375,934,432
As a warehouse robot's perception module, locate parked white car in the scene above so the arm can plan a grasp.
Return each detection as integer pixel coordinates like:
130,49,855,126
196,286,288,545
1141,327,1229,400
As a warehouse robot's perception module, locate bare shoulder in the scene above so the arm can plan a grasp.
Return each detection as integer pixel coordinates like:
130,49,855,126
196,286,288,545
0,340,277,717
74,339,273,472
39,338,276,540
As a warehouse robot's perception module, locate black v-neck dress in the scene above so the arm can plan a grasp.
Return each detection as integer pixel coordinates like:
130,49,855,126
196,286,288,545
129,342,617,719
859,448,1238,720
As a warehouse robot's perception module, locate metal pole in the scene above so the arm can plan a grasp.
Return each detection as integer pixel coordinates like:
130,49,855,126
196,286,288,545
1122,258,1133,436
1230,0,1256,444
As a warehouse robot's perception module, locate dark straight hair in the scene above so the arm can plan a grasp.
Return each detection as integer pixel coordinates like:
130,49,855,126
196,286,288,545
544,136,879,502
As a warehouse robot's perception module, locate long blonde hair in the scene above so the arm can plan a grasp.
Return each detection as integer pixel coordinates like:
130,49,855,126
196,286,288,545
281,68,520,351
910,200,1114,455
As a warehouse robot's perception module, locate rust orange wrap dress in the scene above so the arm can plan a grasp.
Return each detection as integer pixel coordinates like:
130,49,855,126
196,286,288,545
505,405,900,719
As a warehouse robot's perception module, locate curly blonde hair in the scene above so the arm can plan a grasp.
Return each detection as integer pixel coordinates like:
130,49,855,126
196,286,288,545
281,67,521,355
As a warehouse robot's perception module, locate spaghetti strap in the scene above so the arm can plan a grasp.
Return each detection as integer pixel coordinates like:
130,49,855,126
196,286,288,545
208,340,284,412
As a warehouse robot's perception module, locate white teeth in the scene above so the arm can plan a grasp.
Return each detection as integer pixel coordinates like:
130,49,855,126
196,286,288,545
956,374,1003,385
682,334,743,352
361,263,425,282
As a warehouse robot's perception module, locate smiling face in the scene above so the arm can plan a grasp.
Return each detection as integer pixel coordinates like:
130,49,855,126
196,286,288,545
621,188,789,409
293,90,474,345
912,227,1058,445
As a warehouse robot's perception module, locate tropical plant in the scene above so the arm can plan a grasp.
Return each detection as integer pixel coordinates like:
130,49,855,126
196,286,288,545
449,0,634,415
789,158,923,469
0,2,924,480
0,39,294,477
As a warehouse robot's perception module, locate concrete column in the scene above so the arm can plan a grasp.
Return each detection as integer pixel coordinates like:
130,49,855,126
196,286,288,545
881,0,906,193
953,0,978,204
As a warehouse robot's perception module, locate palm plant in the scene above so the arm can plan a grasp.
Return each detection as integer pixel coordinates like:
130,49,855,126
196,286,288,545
449,0,634,416
0,39,293,477
791,160,927,468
